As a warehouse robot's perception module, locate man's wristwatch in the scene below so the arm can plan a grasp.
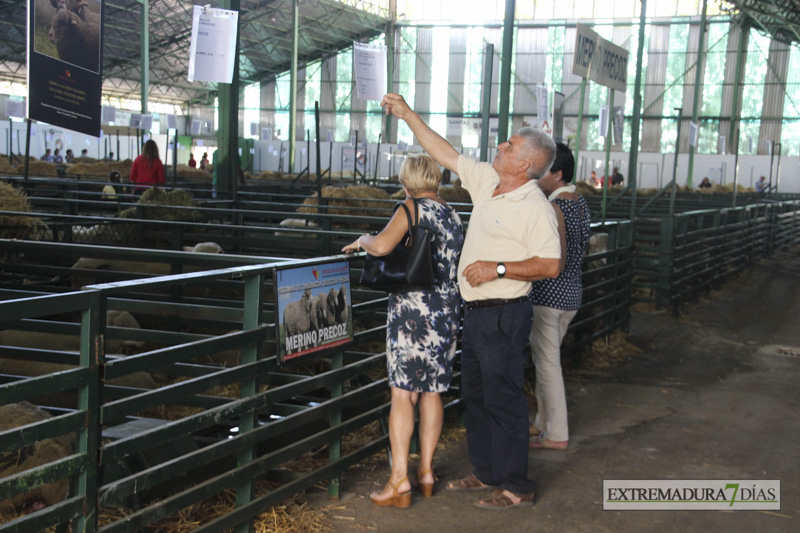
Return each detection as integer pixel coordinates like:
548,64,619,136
496,262,506,278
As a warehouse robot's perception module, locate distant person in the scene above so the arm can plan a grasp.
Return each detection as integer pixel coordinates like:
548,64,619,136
589,170,601,188
129,139,166,193
106,152,115,161
41,149,53,162
611,167,624,186
200,152,209,170
755,176,767,193
64,149,75,164
441,168,451,185
211,149,218,198
52,148,63,164
102,170,122,200
698,177,712,189
188,153,197,168
80,149,89,158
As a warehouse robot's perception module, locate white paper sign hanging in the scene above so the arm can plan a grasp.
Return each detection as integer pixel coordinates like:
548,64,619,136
129,113,142,129
353,41,387,100
190,119,202,135
612,107,624,145
689,121,698,147
598,106,609,138
6,100,25,118
250,122,258,136
188,6,239,84
537,85,548,120
102,105,116,124
140,114,153,131
167,114,178,129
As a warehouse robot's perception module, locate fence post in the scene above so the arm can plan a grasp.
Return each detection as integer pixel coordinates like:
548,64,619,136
234,272,265,533
328,349,344,499
75,291,104,533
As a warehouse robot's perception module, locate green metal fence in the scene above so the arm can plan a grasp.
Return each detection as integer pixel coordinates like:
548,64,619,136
0,221,634,531
631,201,800,310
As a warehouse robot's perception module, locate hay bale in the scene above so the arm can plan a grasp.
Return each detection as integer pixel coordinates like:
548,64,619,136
297,186,390,216
118,188,203,222
66,159,133,178
254,170,284,181
171,164,212,179
0,181,47,240
575,181,597,196
438,180,471,203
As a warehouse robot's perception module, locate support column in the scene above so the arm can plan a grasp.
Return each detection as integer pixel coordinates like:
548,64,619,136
384,0,397,143
140,0,149,115
289,0,299,171
628,0,647,220
217,0,240,200
497,0,516,144
728,24,748,152
480,44,494,162
686,0,708,188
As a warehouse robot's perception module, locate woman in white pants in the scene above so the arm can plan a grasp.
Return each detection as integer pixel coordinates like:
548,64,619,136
529,143,591,449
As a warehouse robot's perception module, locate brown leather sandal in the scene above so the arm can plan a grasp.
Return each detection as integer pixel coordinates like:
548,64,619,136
446,473,490,491
474,488,535,510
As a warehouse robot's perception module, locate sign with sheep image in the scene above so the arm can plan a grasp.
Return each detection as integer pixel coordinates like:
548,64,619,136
27,0,103,136
275,261,353,364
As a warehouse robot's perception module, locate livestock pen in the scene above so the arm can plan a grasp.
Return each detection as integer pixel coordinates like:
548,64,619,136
0,225,632,531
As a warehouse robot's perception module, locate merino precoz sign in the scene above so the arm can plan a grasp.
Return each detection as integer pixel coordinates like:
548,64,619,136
275,261,353,363
27,0,103,137
572,24,629,93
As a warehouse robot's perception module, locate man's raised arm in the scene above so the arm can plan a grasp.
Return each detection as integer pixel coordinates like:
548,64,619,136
381,93,460,173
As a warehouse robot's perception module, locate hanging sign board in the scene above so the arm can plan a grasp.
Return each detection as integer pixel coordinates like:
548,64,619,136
274,260,354,364
27,0,103,136
353,41,387,101
572,24,629,93
188,6,239,84
445,117,498,137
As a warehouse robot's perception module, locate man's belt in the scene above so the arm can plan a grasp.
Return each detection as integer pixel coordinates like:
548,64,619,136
464,295,528,310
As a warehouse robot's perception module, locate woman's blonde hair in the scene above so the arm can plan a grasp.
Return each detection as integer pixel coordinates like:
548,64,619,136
398,154,441,194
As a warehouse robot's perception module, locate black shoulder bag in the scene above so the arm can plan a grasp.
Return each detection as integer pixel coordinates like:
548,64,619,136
359,197,435,292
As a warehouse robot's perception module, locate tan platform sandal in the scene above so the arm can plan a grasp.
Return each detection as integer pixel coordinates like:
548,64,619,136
370,476,412,508
416,468,438,498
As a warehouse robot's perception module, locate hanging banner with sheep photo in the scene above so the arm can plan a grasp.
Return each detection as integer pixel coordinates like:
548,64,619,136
27,0,103,137
275,261,353,364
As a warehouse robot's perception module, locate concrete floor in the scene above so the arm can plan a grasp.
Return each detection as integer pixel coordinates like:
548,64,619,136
319,249,800,533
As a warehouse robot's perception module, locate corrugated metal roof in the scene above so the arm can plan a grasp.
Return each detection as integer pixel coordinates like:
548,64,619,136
0,0,390,106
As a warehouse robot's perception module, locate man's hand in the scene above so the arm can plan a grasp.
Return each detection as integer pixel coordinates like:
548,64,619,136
462,261,498,287
381,93,413,120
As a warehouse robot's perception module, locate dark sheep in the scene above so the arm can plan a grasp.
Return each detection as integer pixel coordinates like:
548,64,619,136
49,0,100,24
334,285,348,325
316,291,334,328
48,8,100,71
283,289,313,339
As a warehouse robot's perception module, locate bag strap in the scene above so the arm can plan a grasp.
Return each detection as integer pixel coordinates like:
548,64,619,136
393,198,422,242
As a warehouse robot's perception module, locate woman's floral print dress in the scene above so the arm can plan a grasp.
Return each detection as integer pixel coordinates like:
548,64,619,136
386,198,465,392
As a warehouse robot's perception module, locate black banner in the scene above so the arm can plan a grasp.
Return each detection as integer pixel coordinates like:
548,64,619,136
27,0,103,137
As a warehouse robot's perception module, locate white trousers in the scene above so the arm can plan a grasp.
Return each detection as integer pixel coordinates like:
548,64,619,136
529,305,577,442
